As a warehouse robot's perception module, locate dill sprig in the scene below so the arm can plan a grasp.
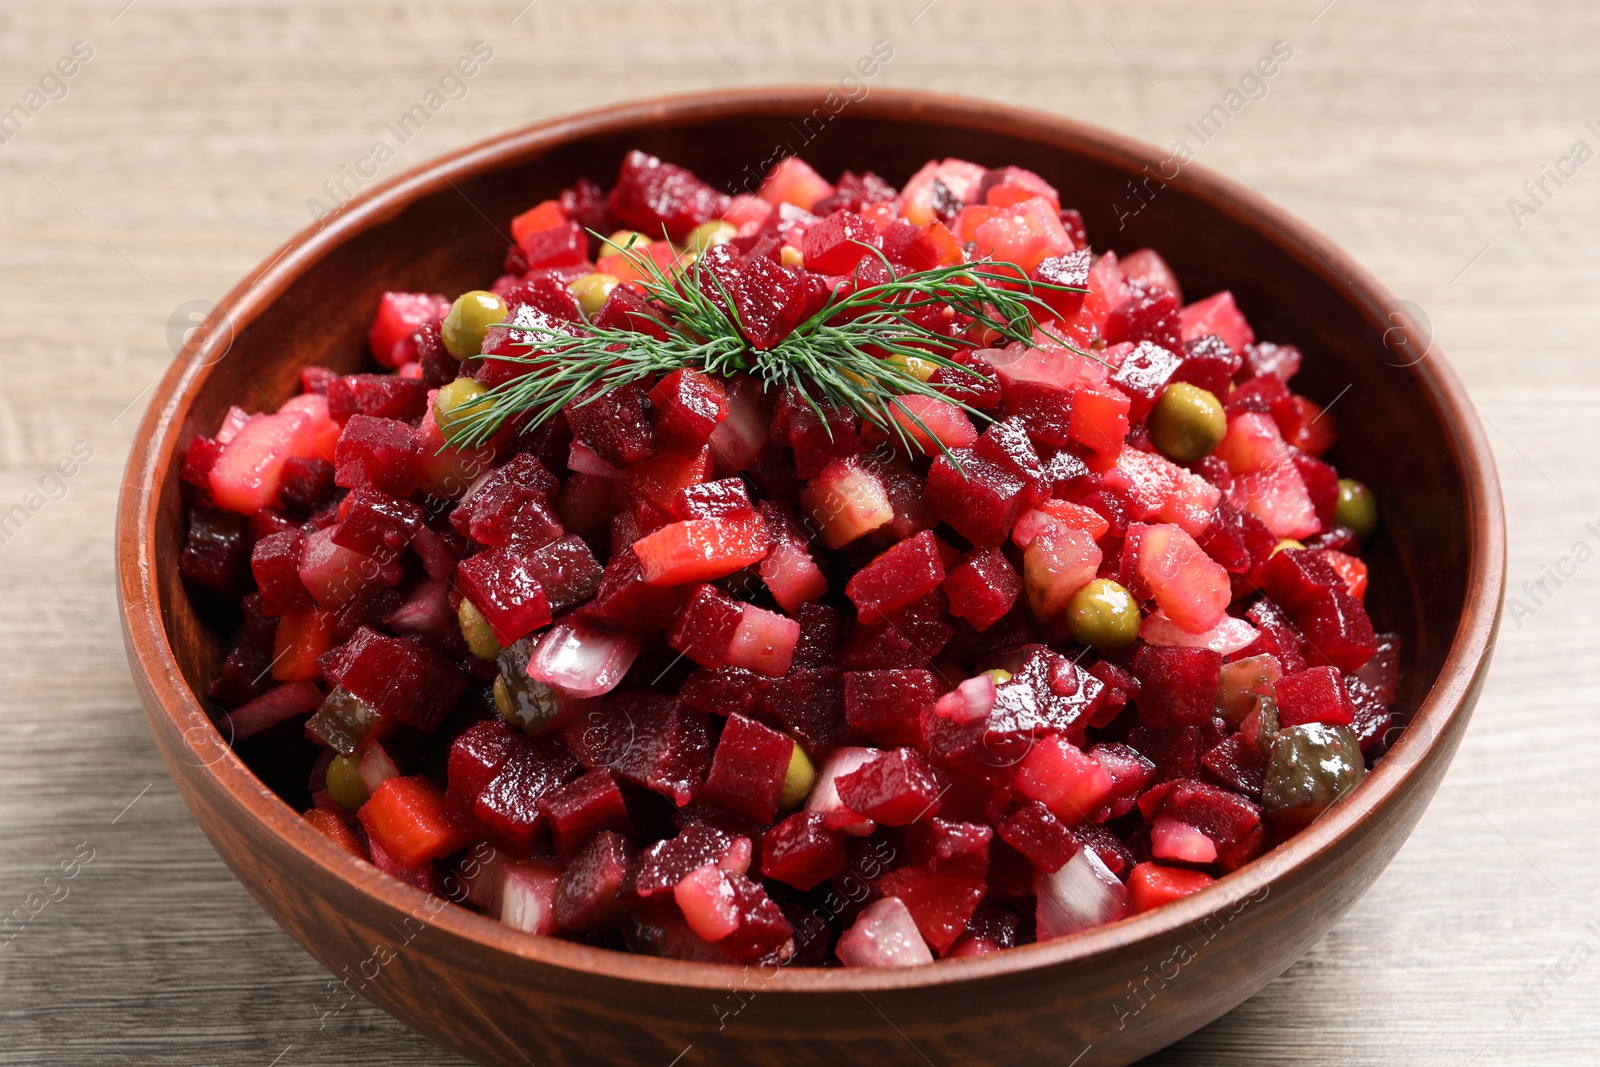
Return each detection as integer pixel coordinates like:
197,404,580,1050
443,235,1088,459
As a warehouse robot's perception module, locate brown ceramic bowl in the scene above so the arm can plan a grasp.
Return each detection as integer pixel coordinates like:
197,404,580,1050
117,89,1504,1066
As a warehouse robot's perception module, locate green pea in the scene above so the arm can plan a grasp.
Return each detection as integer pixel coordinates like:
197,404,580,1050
569,272,620,318
1335,478,1378,540
1150,382,1227,462
325,753,369,811
597,230,652,260
1066,578,1141,650
441,290,507,359
433,376,491,438
778,742,815,810
686,219,738,254
458,598,501,660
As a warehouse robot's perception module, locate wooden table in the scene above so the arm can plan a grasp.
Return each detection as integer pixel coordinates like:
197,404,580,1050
2,1,1595,1063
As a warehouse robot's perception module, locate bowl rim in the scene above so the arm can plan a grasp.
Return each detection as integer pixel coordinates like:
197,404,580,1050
117,86,1505,994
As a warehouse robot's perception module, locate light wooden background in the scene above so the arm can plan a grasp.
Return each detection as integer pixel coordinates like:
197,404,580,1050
2,1,1597,1064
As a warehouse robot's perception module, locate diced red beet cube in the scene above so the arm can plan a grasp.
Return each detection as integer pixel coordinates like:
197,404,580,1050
875,460,938,541
1133,644,1223,728
299,366,340,396
927,351,1004,412
761,667,848,759
1173,334,1241,397
1258,547,1344,612
277,456,337,516
444,719,522,830
1274,665,1357,727
251,530,313,615
1198,502,1278,576
1298,587,1379,673
844,668,940,749
761,810,847,889
1201,734,1267,797
1243,340,1302,381
635,822,746,899
802,211,879,274
607,695,711,806
1014,735,1114,825
845,530,946,623
875,866,987,957
1087,742,1157,821
877,217,940,271
649,369,728,451
501,270,584,321
454,476,564,554
1103,286,1183,351
944,548,1023,632
564,382,657,467
670,478,753,521
368,292,450,368
1128,724,1205,783
554,830,633,932
518,218,586,268
327,373,428,423
455,547,553,646
787,602,842,669
623,447,712,514
180,434,223,490
680,665,773,718
608,149,731,243
838,591,955,671
319,626,466,732
701,869,793,961
579,548,692,634
539,768,630,858
1109,341,1183,423
179,506,251,596
474,737,581,851
834,746,942,826
1159,779,1264,869
905,818,992,879
666,584,744,669
332,488,426,559
1031,248,1091,319
973,417,1047,497
521,534,603,611
997,801,1081,873
1243,598,1309,674
778,389,863,479
334,415,418,498
981,647,1105,761
922,448,1029,547
702,714,795,824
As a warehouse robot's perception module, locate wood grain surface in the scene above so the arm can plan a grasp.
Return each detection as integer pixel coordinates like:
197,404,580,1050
1,2,1595,1065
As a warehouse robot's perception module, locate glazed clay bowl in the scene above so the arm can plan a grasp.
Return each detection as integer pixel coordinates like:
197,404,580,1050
117,89,1504,1067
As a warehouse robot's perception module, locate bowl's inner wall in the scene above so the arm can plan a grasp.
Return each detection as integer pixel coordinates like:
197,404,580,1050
163,102,1463,774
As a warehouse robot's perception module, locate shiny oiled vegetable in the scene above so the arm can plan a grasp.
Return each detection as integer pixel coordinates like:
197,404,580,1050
1262,723,1366,824
441,289,507,359
1149,383,1227,462
1066,578,1141,650
1335,478,1379,540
